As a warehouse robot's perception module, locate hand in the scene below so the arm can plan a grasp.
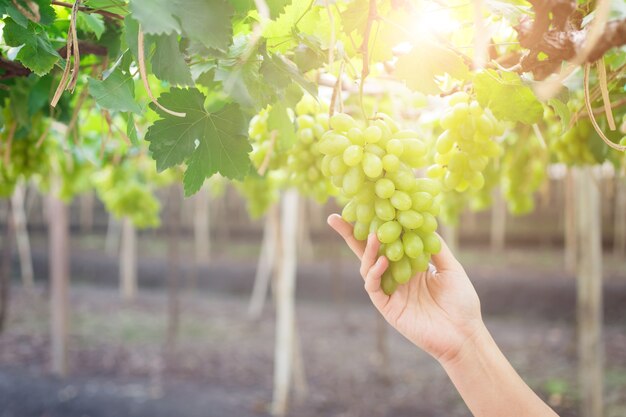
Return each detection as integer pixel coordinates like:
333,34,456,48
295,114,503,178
328,214,485,364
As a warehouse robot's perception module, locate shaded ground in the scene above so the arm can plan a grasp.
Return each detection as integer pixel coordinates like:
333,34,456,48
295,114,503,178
1,232,626,417
1,283,626,417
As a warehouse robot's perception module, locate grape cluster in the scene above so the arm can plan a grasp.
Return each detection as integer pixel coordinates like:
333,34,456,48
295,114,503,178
92,164,161,229
248,107,287,172
501,133,547,215
427,92,503,192
469,160,500,211
549,119,598,165
319,112,441,295
287,95,336,203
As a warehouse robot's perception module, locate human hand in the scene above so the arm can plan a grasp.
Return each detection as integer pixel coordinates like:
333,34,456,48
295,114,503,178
328,213,485,364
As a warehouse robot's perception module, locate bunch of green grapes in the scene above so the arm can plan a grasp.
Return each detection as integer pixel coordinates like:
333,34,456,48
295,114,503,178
248,107,288,172
287,95,336,203
469,160,501,211
501,133,548,215
236,171,284,219
319,112,441,295
427,92,503,192
92,164,161,229
549,119,598,165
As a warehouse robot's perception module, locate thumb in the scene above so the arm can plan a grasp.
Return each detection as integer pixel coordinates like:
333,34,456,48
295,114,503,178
429,233,464,273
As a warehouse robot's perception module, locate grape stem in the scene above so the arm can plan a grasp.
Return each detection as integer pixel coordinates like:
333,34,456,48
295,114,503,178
51,0,124,20
595,58,616,131
329,61,344,118
583,64,626,152
358,0,378,121
3,122,17,167
257,131,277,176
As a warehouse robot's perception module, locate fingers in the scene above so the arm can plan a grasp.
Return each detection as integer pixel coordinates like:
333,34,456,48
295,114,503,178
430,233,464,274
360,233,380,278
327,214,365,259
364,256,390,307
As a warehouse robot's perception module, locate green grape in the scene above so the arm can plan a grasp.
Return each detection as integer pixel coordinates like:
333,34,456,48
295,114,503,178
343,144,364,166
375,178,395,199
381,271,398,295
429,92,503,192
377,220,402,243
318,112,441,292
548,117,598,166
385,239,404,262
391,256,412,284
397,210,424,229
402,232,424,258
390,190,412,211
501,131,547,215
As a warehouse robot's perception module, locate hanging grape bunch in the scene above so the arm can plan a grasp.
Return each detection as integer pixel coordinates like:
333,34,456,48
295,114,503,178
427,92,503,192
286,95,336,203
248,107,288,172
319,112,442,295
501,133,547,215
549,119,599,165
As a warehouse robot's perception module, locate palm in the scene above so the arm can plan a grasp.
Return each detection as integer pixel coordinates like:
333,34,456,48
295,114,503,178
328,214,482,361
381,270,481,361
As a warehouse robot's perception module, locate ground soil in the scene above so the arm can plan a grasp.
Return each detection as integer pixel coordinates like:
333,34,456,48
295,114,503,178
0,235,625,417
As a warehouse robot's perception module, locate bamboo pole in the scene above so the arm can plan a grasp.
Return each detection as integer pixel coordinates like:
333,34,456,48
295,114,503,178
11,185,34,290
271,189,299,416
119,217,137,301
49,192,69,377
614,176,626,258
490,189,506,252
565,170,577,273
79,191,94,233
574,167,604,417
247,205,279,320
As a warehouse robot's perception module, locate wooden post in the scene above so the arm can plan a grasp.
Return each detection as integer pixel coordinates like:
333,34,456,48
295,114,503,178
247,204,279,320
271,189,299,416
574,167,604,417
119,217,137,301
79,191,94,233
565,170,577,273
105,214,120,256
0,199,15,334
48,193,69,377
490,189,506,252
614,176,626,258
194,187,211,266
166,186,181,353
11,186,34,290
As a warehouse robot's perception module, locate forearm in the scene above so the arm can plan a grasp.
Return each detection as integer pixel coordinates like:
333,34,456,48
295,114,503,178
440,324,559,417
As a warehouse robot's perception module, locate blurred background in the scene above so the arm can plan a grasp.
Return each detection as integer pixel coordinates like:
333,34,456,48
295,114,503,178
0,173,625,417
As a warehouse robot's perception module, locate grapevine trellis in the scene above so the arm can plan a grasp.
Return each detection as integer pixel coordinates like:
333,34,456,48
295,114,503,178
0,0,626,416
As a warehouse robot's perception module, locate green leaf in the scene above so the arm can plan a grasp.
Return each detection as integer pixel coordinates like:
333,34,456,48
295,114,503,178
144,88,252,195
173,0,234,51
395,41,470,95
2,19,60,76
341,0,368,35
129,0,180,35
260,53,317,98
268,102,296,150
84,0,128,16
4,0,56,27
149,33,193,86
474,70,543,125
123,112,139,145
547,98,571,133
129,0,233,50
87,69,142,113
77,12,105,39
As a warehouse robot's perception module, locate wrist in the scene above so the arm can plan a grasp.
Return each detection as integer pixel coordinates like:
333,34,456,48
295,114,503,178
438,321,492,369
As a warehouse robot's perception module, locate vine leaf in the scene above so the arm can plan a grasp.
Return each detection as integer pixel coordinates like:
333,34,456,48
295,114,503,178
144,88,252,196
77,12,105,40
2,18,60,76
395,41,469,95
267,102,296,150
149,33,193,86
474,70,543,125
129,0,234,50
87,69,142,113
547,98,571,133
